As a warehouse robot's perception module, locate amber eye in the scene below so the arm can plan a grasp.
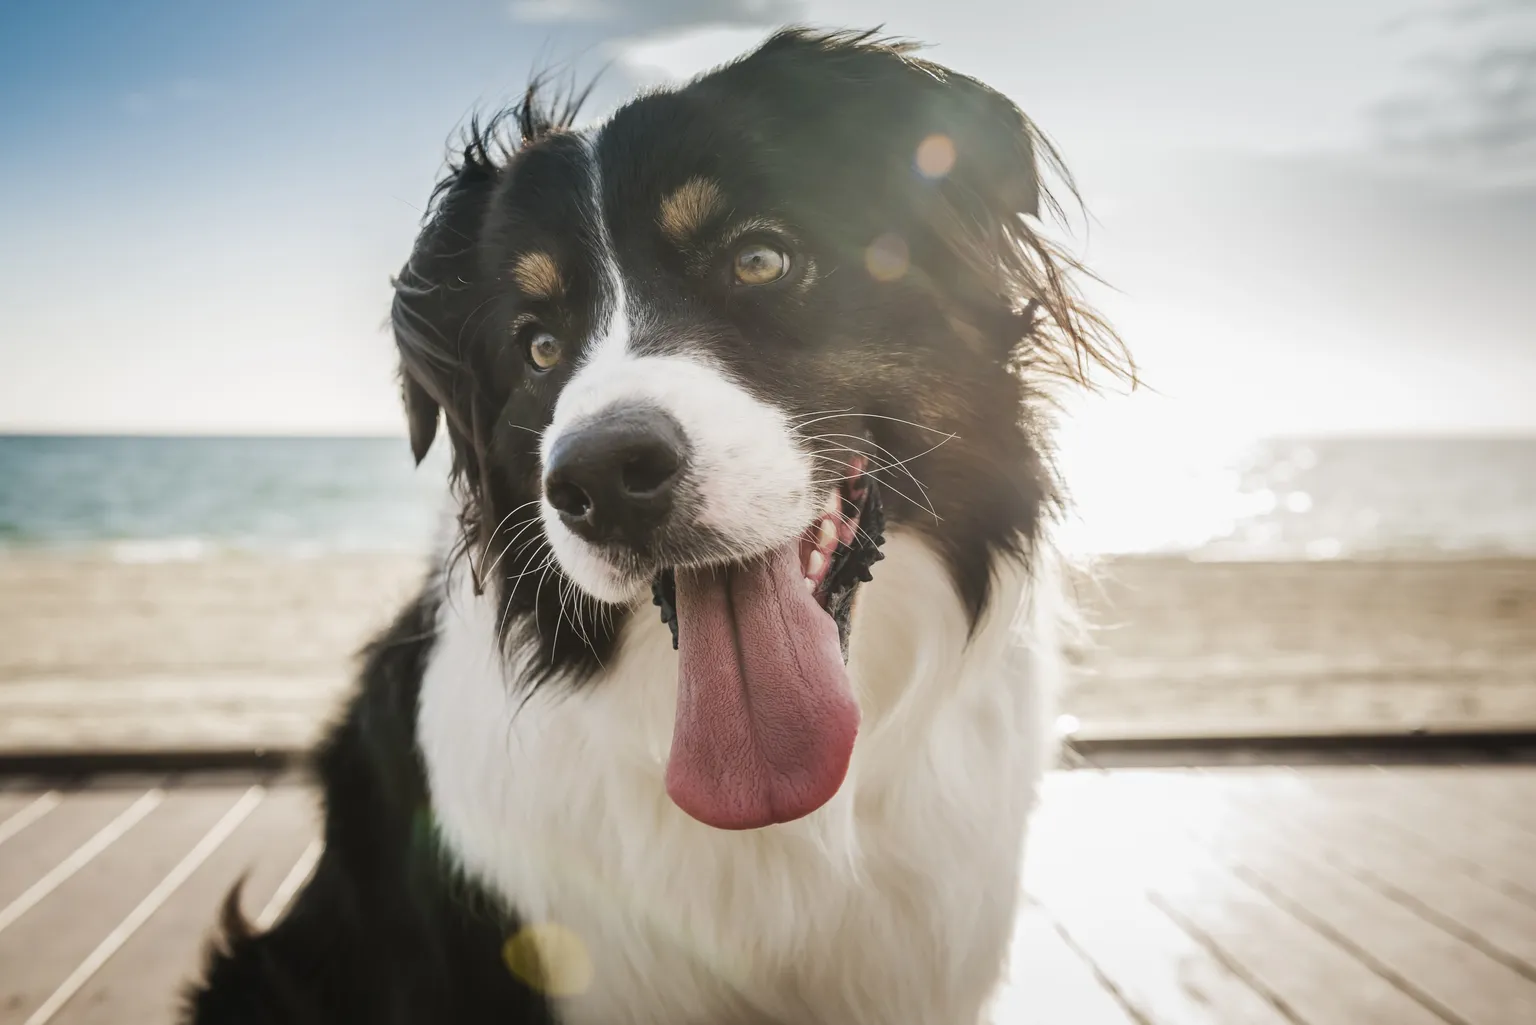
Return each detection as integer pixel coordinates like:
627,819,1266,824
526,329,562,371
732,243,790,286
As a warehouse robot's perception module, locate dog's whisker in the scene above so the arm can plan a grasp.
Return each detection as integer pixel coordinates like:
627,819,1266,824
556,576,584,660
790,411,957,438
504,543,556,586
785,407,856,424
482,514,548,580
473,502,543,579
805,444,941,521
804,431,957,475
804,433,951,513
533,558,562,660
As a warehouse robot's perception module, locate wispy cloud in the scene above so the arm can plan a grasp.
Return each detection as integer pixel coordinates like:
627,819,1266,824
509,0,801,93
612,24,777,86
1371,0,1536,184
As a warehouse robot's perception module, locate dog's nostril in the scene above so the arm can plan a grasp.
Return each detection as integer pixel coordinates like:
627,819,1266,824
621,446,681,496
546,478,593,520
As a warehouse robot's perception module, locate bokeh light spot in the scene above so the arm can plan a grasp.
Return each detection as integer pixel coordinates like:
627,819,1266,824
864,233,909,282
503,922,594,997
915,133,956,179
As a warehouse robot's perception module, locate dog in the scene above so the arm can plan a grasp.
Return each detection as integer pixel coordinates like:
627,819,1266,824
184,27,1128,1025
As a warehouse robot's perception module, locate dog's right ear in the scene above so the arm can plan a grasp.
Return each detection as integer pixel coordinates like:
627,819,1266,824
401,370,439,465
389,115,510,466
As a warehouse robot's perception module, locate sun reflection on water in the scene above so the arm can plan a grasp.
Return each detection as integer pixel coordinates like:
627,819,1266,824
1051,402,1268,559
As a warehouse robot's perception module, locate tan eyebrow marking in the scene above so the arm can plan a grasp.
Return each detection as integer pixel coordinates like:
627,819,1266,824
658,177,725,243
511,252,563,299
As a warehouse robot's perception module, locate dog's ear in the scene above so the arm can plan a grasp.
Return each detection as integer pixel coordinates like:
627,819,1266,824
389,120,504,465
401,370,439,465
887,50,1044,229
722,30,1041,270
720,29,1131,386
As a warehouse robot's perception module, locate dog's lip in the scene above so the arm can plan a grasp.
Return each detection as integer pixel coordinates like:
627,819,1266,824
652,454,874,587
651,463,884,651
799,455,869,604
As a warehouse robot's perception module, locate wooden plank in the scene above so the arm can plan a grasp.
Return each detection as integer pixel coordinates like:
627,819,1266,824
0,787,253,1025
1150,870,1445,1025
1026,773,1291,1025
1388,767,1536,836
1303,769,1536,900
0,767,1528,1025
50,787,318,1023
1184,774,1536,1025
253,838,323,930
1040,771,1446,1025
0,676,342,755
22,789,265,1025
0,793,60,850
50,787,318,1025
994,903,1143,1024
1250,771,1536,971
1337,768,1536,855
1,791,141,910
0,792,160,934
0,792,40,827
1025,885,1293,1025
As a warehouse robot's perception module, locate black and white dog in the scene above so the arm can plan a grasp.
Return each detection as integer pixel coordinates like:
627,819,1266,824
186,28,1127,1025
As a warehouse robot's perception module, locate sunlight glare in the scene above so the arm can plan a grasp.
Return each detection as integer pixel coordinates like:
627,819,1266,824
1052,392,1263,558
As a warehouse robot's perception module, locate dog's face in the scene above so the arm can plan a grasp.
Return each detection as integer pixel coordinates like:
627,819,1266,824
393,30,1124,829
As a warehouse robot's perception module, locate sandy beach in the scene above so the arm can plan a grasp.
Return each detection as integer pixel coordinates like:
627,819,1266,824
1,551,1532,753
0,553,428,753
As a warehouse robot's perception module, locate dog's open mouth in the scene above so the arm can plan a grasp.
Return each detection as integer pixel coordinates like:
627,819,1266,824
649,459,886,831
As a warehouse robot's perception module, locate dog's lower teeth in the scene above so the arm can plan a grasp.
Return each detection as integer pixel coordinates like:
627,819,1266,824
806,549,827,579
804,576,816,592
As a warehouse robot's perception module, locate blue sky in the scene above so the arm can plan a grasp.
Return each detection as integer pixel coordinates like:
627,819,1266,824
2,0,1532,437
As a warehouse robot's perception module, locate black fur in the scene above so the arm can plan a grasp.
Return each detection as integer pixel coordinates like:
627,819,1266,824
185,27,1128,1023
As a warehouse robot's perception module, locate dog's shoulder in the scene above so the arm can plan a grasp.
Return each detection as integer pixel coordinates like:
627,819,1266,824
181,581,559,1025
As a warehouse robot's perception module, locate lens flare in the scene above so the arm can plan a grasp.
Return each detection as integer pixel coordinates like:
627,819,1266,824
503,922,594,997
864,233,909,282
915,133,956,179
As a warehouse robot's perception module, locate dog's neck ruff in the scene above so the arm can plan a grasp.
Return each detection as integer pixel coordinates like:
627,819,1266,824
416,529,1061,1025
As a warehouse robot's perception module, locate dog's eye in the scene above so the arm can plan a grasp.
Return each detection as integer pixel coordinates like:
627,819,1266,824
525,328,562,371
732,243,789,286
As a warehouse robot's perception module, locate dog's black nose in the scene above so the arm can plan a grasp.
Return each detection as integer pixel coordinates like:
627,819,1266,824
544,406,687,549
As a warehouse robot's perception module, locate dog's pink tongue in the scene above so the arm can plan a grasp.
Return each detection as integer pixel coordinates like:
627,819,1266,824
667,543,860,830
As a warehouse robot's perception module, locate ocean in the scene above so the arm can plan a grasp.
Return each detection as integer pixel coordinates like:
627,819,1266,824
2,434,1534,561
0,435,448,560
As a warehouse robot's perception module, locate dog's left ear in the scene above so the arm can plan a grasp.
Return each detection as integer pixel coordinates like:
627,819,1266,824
907,58,1042,222
727,31,1042,276
723,30,1131,384
401,370,439,465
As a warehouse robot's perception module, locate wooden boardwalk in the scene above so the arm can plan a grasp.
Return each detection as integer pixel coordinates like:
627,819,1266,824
0,766,1533,1024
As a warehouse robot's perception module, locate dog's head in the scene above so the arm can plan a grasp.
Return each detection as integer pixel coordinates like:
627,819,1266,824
392,29,1127,829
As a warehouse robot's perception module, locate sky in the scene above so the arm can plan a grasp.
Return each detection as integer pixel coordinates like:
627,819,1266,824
1,0,1532,438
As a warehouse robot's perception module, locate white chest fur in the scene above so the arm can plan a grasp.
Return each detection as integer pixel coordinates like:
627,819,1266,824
416,531,1062,1025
